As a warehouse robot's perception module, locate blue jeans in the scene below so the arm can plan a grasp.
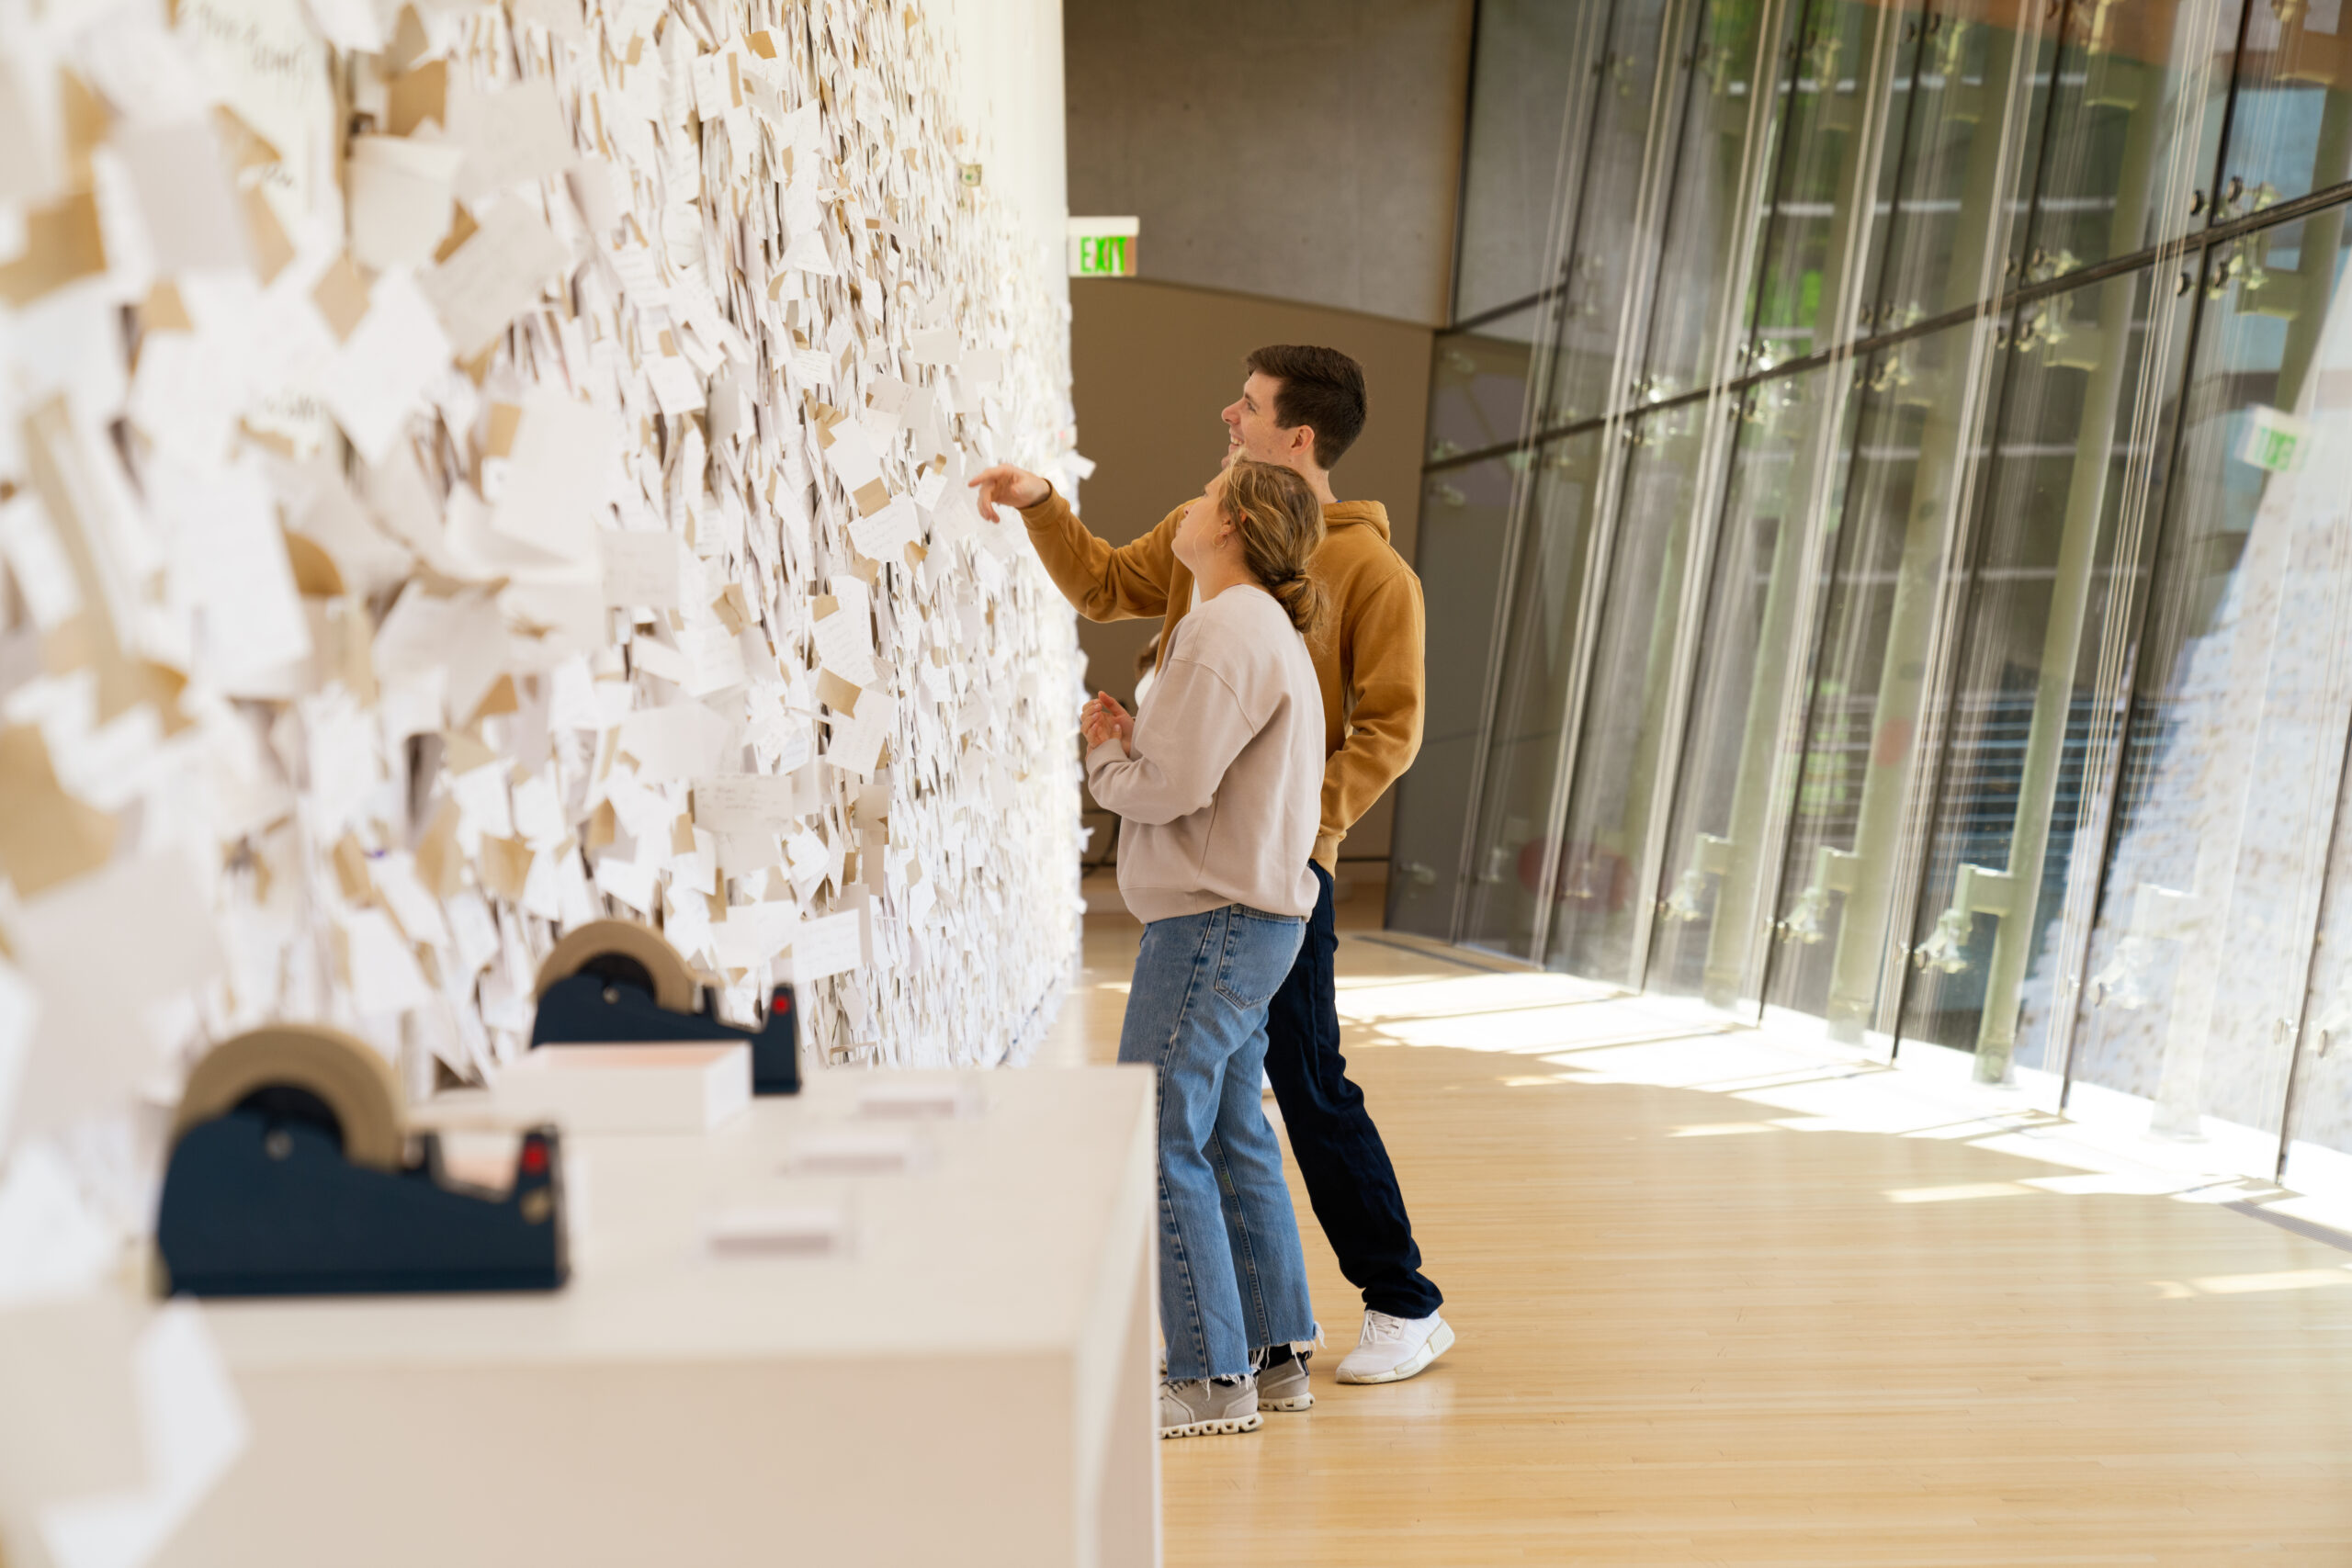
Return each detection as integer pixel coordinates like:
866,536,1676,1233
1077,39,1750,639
1119,903,1317,1382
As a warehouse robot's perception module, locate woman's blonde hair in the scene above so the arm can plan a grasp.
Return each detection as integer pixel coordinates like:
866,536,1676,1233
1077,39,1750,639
1220,459,1329,639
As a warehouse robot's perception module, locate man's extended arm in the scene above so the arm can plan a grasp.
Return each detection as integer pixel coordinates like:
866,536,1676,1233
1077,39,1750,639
967,464,1181,624
1317,568,1427,867
1015,486,1182,624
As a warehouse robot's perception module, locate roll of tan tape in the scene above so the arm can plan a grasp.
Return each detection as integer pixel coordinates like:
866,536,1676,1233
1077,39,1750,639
174,1025,404,1172
533,919,697,1013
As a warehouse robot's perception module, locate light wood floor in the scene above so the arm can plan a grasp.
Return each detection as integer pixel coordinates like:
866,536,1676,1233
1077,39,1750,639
1037,874,2352,1567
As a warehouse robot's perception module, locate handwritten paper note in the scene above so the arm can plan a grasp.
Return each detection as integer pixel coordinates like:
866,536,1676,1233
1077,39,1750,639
693,773,798,833
790,909,865,984
810,588,878,686
175,0,328,205
420,200,568,358
849,494,921,561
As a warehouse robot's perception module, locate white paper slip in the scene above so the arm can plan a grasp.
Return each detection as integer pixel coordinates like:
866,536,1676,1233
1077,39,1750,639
616,701,735,782
821,419,883,491
115,118,251,274
345,134,465,270
493,1043,752,1134
420,200,570,358
782,1125,927,1176
703,1205,851,1259
822,699,888,779
448,75,576,198
601,530,686,607
810,587,878,684
848,494,921,560
322,269,452,464
856,1079,984,1121
692,773,798,832
492,389,616,559
790,909,865,984
708,901,797,967
961,347,1004,387
906,327,958,364
788,344,833,387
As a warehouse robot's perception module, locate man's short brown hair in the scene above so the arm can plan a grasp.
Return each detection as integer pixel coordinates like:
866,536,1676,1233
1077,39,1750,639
1244,344,1368,470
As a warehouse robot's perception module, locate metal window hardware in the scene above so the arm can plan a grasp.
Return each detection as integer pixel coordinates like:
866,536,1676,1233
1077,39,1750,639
1914,865,2024,976
1662,834,1736,924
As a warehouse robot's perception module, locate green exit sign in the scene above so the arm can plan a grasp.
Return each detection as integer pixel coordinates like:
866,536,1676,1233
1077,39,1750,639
2240,403,2311,474
1068,218,1139,278
1074,234,1134,276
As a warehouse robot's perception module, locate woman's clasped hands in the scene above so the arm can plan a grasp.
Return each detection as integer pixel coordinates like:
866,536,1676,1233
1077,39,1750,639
1080,691,1134,756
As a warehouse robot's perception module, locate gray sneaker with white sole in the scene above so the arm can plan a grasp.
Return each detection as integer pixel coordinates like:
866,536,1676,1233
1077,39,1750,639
1159,1374,1261,1438
1250,1348,1314,1411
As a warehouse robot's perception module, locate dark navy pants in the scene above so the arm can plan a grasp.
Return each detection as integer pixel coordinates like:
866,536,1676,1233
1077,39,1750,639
1262,863,1444,1319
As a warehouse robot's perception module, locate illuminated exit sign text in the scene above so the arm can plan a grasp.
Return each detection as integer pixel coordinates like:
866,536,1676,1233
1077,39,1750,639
1068,218,1139,278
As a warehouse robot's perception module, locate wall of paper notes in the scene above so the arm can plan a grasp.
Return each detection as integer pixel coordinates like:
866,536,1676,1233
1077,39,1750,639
0,0,1080,1557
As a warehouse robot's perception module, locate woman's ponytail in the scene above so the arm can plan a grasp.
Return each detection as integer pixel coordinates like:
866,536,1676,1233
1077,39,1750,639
1265,567,1330,642
1221,461,1330,640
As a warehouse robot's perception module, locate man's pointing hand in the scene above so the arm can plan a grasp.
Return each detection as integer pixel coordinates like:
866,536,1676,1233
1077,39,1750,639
969,465,1050,521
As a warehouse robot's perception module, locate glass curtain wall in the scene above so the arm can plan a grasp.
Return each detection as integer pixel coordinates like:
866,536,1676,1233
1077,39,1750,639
1396,0,2352,1187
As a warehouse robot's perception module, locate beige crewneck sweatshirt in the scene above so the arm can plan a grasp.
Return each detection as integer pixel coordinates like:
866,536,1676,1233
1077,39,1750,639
1085,585,1325,924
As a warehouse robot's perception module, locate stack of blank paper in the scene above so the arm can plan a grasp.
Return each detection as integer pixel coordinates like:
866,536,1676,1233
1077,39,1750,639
493,1044,752,1134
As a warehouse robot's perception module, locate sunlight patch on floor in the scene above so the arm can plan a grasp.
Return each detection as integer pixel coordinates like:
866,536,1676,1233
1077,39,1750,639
2020,1169,2215,1197
2178,1267,2352,1295
1368,1002,1722,1055
1538,1033,1826,1088
1499,1012,2320,1213
1331,970,1618,1023
1885,1182,2041,1203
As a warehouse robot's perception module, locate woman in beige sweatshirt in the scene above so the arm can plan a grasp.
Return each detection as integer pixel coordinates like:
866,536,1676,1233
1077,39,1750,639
1082,460,1329,1439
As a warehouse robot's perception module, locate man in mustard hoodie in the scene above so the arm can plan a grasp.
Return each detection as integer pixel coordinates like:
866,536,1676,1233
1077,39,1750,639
972,344,1452,1393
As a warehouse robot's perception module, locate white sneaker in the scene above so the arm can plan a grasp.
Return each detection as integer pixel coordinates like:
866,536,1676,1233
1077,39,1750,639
1334,1309,1453,1384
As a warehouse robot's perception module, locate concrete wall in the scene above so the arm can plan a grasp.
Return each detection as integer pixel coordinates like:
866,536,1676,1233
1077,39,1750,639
1063,0,1476,326
1068,277,1435,863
